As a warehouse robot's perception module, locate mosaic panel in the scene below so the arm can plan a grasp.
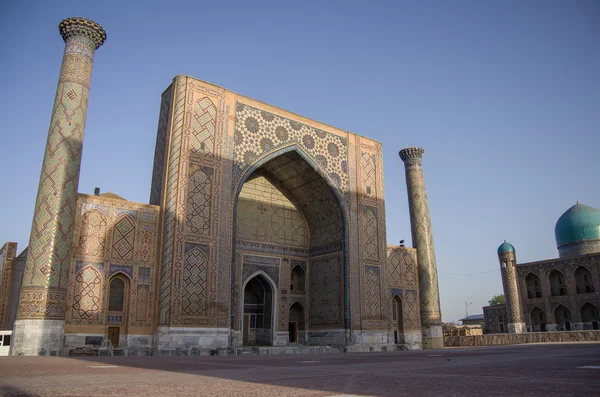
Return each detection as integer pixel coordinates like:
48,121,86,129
111,215,136,260
388,250,401,287
72,266,102,320
185,168,212,236
191,97,217,158
78,209,107,258
136,285,149,321
364,265,382,320
182,247,208,316
361,151,376,198
310,256,342,327
236,176,308,248
403,289,420,330
149,85,174,206
242,261,280,288
363,206,379,260
233,103,349,197
109,264,133,278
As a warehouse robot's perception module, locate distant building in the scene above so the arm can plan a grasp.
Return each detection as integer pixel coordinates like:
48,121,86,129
485,203,600,334
459,314,484,326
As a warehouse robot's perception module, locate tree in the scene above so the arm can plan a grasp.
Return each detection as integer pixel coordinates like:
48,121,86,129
488,294,505,305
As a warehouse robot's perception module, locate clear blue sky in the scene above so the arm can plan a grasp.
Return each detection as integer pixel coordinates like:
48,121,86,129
1,1,598,323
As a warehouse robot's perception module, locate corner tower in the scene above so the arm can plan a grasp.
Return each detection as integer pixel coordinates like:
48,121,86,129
497,241,525,333
399,147,443,349
12,17,106,356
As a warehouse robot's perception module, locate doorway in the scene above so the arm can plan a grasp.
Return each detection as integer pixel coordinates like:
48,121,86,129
107,327,120,347
243,274,274,346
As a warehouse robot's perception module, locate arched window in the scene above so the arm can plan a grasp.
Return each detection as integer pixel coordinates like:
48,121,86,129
530,307,546,332
549,270,567,296
581,303,599,330
108,277,126,312
290,265,305,292
525,273,542,299
554,305,572,331
574,267,594,294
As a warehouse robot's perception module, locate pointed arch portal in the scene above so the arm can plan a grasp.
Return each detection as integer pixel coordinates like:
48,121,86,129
232,146,349,346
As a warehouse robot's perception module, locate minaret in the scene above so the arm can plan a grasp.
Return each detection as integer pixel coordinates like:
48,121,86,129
399,147,443,349
497,241,526,333
12,17,106,356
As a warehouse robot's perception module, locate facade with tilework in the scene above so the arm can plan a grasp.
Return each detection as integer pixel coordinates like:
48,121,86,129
485,204,600,334
5,17,448,355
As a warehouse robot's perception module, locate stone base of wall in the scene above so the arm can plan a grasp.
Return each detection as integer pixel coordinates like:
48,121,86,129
306,329,346,347
444,330,600,347
422,325,444,349
154,327,229,355
351,330,390,345
11,319,65,356
508,322,526,334
401,331,422,350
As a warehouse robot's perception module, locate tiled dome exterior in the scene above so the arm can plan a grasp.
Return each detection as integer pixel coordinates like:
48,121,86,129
555,203,600,258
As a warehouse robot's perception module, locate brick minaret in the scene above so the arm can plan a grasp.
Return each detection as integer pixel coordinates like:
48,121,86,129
497,242,526,333
12,17,106,356
399,147,443,349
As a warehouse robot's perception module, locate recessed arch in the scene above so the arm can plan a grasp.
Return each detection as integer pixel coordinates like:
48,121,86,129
230,144,350,341
574,266,594,294
529,306,546,332
554,304,572,331
580,302,599,329
240,271,278,346
290,264,306,293
525,273,542,299
549,270,567,296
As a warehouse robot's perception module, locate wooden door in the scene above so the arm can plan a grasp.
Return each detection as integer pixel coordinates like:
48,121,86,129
108,327,120,347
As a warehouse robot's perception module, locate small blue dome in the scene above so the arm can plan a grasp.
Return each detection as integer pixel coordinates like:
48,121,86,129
555,203,600,248
498,241,515,253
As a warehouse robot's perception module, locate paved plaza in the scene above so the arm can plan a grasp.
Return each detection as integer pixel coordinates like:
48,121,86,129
1,343,599,396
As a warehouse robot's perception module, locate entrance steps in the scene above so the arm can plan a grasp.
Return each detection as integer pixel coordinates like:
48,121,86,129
112,348,125,356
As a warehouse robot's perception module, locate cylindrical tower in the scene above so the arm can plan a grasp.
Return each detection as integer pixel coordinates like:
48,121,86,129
399,147,443,349
497,241,526,333
12,17,106,356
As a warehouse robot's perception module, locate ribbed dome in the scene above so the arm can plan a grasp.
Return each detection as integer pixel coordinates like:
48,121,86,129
555,203,600,248
98,192,127,201
497,241,515,253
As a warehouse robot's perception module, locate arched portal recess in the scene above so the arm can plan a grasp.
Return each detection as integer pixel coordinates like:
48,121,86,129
232,147,348,347
242,274,274,346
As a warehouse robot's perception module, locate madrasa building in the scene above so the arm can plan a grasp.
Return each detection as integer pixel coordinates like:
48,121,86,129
0,17,445,356
484,203,600,334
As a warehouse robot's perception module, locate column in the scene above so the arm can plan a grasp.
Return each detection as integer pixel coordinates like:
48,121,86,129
12,17,106,356
399,147,443,349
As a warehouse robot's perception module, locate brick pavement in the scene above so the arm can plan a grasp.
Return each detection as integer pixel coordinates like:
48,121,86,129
1,343,599,396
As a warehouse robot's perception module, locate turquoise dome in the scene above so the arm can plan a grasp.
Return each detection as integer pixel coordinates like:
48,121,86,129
497,241,515,253
555,203,600,247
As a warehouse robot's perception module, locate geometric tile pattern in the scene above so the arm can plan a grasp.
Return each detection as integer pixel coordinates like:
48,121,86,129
185,169,212,236
149,85,174,206
310,256,343,327
18,34,99,320
399,148,442,327
182,247,208,316
78,209,107,257
72,266,101,319
361,151,376,198
364,265,382,320
157,76,187,325
111,215,136,260
403,289,420,330
236,176,309,248
233,103,349,198
191,97,216,158
363,206,379,260
136,285,149,321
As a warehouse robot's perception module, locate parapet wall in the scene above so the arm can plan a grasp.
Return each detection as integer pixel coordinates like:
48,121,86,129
444,331,600,347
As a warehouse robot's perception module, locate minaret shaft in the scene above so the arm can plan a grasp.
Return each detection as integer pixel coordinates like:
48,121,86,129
12,18,105,356
399,147,443,349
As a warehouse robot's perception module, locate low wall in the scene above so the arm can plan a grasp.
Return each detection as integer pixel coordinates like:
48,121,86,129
444,330,600,347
